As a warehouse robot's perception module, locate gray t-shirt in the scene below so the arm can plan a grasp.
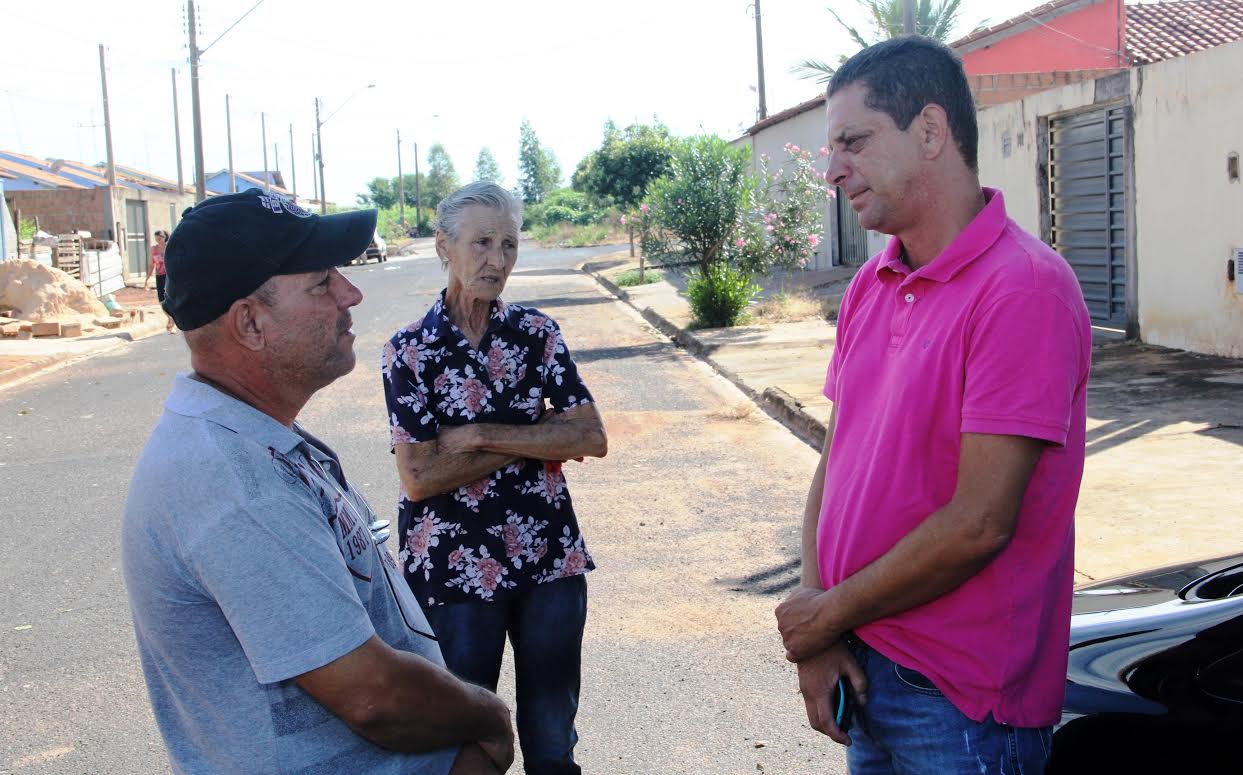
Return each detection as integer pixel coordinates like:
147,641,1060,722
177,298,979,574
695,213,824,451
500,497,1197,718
122,374,457,774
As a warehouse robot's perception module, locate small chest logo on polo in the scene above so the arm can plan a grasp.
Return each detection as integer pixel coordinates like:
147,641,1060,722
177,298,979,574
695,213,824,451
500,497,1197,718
257,192,312,218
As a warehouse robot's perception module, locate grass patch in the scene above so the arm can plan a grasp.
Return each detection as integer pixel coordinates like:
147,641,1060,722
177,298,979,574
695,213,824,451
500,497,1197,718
530,222,626,248
614,268,664,287
751,292,836,324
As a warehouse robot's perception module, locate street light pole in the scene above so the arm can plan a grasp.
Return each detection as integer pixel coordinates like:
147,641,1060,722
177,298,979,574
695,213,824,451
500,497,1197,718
903,0,916,34
187,1,206,201
315,98,326,213
313,84,374,214
171,68,185,195
753,0,767,120
261,112,270,192
185,0,267,203
289,123,297,198
414,141,422,235
397,129,405,226
226,94,236,192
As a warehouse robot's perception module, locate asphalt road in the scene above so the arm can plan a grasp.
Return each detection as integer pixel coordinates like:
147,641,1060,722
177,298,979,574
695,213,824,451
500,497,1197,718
0,243,846,774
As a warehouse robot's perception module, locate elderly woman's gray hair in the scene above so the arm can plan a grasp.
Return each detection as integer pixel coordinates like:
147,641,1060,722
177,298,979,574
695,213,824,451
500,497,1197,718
435,182,524,243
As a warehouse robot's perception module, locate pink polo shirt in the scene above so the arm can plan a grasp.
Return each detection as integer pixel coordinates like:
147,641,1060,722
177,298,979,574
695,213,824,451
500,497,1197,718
820,189,1091,727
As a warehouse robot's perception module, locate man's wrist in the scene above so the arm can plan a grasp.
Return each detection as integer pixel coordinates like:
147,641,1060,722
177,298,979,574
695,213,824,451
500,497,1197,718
814,587,845,645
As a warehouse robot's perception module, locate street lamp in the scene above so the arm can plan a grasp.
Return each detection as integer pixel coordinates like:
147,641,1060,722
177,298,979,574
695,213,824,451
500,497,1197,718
314,84,375,214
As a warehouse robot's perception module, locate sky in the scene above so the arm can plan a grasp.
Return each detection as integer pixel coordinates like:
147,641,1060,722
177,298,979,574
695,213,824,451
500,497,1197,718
1,0,1040,207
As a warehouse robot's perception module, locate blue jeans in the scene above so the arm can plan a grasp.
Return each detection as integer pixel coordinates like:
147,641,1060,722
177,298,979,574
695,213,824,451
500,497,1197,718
424,575,587,775
846,640,1052,775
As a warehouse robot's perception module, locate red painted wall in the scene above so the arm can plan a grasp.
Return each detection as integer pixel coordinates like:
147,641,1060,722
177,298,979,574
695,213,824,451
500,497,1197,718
960,0,1127,74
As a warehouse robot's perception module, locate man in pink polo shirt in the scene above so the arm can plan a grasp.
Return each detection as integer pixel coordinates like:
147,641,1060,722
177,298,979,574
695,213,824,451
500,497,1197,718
774,37,1092,773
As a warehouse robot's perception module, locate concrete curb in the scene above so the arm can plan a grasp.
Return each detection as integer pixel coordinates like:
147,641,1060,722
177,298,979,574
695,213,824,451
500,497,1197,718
0,354,65,389
0,315,169,390
582,261,827,448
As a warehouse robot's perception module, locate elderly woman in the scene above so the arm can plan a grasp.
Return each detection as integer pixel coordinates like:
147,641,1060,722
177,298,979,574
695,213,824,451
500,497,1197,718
382,181,606,774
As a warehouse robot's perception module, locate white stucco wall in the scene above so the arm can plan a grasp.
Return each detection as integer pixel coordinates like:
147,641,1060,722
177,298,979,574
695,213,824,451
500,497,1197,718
974,40,1243,357
1129,43,1243,357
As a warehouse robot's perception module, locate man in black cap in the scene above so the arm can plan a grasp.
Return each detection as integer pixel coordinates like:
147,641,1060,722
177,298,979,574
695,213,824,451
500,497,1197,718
121,189,514,774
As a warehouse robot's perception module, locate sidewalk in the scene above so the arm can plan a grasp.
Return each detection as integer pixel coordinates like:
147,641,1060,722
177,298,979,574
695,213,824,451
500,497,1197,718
584,251,1243,581
0,285,169,389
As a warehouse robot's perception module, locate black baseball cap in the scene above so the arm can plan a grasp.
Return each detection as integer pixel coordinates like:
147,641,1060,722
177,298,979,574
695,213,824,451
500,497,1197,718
163,188,377,330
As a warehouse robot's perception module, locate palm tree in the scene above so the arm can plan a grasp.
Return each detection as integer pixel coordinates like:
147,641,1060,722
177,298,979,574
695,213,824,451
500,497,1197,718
793,0,976,83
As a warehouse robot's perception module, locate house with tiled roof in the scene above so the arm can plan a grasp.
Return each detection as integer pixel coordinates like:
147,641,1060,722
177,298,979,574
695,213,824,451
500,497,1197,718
968,2,1243,357
952,0,1243,104
1,151,196,278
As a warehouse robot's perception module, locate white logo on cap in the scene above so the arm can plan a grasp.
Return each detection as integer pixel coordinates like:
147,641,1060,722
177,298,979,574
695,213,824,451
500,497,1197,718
258,192,313,218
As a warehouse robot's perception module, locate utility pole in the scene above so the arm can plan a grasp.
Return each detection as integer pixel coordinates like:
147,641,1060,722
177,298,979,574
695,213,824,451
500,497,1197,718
261,112,270,191
226,94,236,192
903,0,916,34
187,1,206,201
273,144,280,190
315,97,326,213
413,141,422,235
98,44,117,242
397,129,405,226
753,0,767,120
288,123,297,198
171,69,185,194
311,133,319,204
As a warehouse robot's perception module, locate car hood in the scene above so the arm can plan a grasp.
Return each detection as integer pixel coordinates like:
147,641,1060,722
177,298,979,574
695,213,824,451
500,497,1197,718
1072,552,1243,615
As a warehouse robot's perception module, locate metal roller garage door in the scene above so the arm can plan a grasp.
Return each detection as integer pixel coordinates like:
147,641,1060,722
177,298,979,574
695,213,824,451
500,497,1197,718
1048,105,1129,327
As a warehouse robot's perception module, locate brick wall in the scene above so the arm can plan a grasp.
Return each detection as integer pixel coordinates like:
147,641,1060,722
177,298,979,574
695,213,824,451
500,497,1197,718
5,188,109,237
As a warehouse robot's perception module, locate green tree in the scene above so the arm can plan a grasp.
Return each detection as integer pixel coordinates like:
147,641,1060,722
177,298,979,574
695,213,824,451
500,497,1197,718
359,173,427,209
517,120,558,204
473,147,503,185
572,120,674,208
424,143,460,210
647,135,753,273
359,176,397,209
793,0,970,83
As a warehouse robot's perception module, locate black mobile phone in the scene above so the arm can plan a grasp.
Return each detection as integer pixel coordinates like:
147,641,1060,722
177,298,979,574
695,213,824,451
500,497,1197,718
832,676,855,733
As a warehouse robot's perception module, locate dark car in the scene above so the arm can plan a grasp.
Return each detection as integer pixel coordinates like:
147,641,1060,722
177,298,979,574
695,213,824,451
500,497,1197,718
1048,552,1243,773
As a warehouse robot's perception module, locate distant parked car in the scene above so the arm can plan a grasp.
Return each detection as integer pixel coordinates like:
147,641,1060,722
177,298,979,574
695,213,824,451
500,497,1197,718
1049,552,1243,773
354,230,387,265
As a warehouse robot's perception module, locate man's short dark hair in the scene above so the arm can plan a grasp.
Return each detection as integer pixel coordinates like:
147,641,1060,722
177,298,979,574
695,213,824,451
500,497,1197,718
828,36,979,171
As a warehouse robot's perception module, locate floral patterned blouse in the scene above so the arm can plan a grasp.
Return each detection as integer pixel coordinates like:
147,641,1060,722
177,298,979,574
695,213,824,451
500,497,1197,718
382,291,595,607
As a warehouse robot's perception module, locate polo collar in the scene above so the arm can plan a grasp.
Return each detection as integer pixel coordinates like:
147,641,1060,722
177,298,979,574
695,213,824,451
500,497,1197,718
876,187,1008,284
420,289,516,343
164,373,304,455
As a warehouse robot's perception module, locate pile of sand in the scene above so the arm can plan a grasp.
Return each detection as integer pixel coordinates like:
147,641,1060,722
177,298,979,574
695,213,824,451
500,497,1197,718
0,259,109,322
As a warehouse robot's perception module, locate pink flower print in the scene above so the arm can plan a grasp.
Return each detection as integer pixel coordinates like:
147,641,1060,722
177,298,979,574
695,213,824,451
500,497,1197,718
461,378,488,413
478,556,504,592
543,333,559,366
464,476,491,503
535,539,549,560
501,523,522,559
433,372,450,392
486,344,507,383
447,547,465,567
381,341,398,376
561,548,588,577
407,515,435,557
391,422,415,446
